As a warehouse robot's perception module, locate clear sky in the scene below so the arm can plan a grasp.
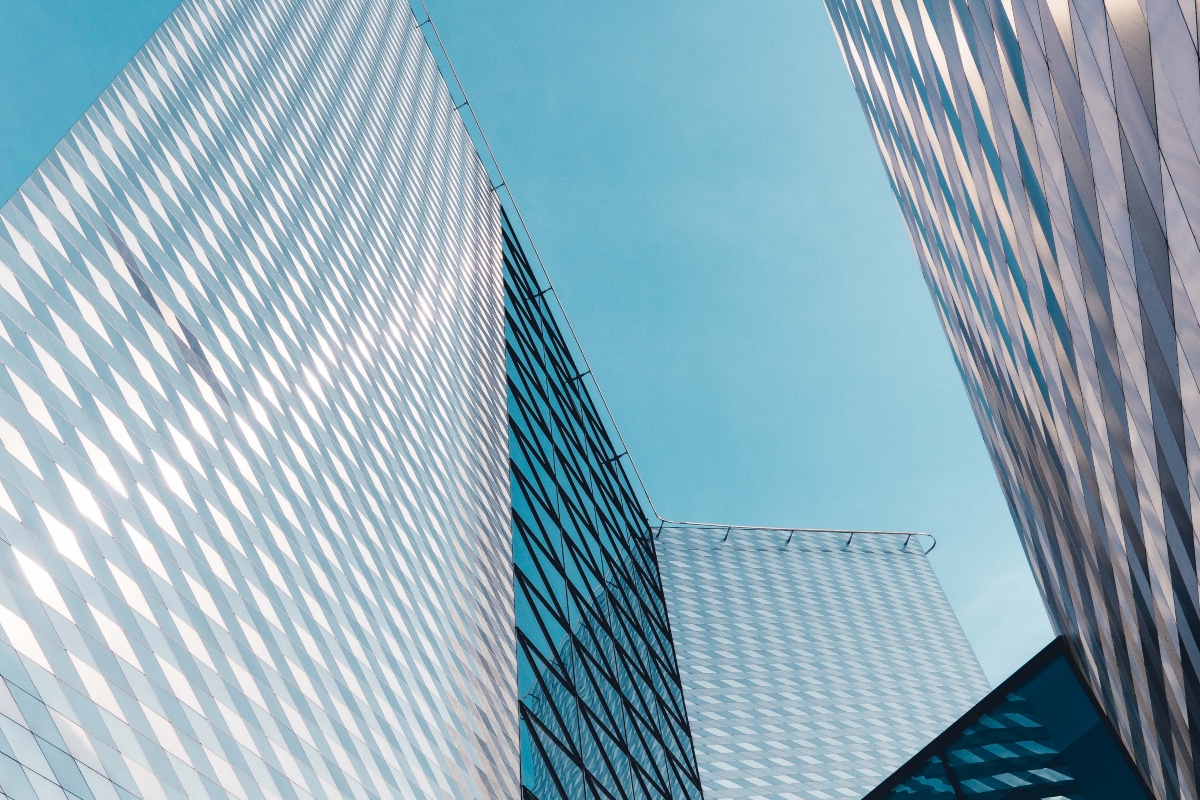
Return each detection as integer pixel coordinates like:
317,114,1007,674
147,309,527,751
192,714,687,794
0,0,1053,683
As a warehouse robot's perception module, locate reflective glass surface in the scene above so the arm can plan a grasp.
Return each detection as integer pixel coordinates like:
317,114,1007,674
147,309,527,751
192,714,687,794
504,212,704,800
870,639,1151,800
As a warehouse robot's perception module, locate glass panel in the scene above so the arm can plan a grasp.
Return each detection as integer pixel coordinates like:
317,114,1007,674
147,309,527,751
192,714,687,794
877,650,1150,800
505,210,703,799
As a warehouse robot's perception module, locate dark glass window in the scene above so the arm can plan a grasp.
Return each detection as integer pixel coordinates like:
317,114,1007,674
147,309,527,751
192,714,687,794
870,638,1151,800
503,210,703,800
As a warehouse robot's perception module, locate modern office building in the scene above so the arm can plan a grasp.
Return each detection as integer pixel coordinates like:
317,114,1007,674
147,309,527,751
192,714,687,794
825,2,1200,798
868,637,1152,800
0,0,707,796
657,524,989,800
0,0,522,796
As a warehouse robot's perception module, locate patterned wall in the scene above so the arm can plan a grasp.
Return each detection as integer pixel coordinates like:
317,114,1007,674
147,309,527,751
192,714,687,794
0,0,516,797
657,526,988,800
825,1,1200,797
504,212,704,800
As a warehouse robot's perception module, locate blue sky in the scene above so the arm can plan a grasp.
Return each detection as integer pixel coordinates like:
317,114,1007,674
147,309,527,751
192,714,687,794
1,0,1053,683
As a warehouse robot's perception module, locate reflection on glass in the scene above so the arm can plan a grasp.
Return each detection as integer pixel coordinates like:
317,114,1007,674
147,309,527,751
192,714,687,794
871,639,1151,800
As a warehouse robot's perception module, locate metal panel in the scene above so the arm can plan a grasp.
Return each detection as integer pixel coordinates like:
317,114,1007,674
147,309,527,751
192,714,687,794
0,0,516,797
825,1,1200,796
657,525,987,800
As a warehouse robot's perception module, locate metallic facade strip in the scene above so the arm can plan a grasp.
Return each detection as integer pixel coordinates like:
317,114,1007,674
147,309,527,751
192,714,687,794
825,1,1200,797
0,0,516,797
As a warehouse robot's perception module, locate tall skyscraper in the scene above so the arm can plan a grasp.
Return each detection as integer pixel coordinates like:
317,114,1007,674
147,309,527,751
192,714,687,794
0,0,705,797
0,0,519,796
825,2,1200,798
657,524,989,800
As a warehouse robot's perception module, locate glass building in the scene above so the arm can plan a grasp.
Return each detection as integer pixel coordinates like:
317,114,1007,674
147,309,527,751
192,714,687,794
657,524,989,800
868,637,1152,800
825,2,1200,797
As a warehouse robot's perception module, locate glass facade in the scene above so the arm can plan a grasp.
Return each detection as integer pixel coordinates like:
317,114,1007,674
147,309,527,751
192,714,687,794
504,212,704,799
869,638,1152,800
656,525,989,800
0,0,518,798
825,2,1200,797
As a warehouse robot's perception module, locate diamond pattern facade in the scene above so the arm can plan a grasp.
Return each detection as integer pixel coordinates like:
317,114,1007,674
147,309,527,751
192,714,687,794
504,213,704,800
824,2,1200,798
657,526,988,800
0,0,517,797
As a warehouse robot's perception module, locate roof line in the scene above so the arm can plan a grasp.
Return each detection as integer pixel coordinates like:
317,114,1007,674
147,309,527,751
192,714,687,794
410,4,945,556
656,520,936,553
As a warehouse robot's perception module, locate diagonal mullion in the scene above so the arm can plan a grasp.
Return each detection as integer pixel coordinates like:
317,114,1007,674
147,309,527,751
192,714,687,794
503,209,703,799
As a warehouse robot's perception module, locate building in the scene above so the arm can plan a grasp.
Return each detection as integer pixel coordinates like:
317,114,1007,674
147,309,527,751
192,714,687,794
824,2,1200,798
657,523,989,800
867,637,1152,800
0,0,1013,797
0,0,707,797
0,0,519,796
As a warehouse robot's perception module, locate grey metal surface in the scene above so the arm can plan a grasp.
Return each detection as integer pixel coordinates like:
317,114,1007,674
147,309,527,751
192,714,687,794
0,0,516,796
657,524,987,800
826,2,1200,797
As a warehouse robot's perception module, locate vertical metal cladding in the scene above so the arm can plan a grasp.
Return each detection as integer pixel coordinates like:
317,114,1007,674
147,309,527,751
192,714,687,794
657,527,988,800
825,1,1200,797
503,212,704,799
0,0,516,797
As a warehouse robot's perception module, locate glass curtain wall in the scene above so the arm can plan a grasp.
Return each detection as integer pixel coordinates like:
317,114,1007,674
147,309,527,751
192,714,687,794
503,210,703,800
870,639,1152,800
